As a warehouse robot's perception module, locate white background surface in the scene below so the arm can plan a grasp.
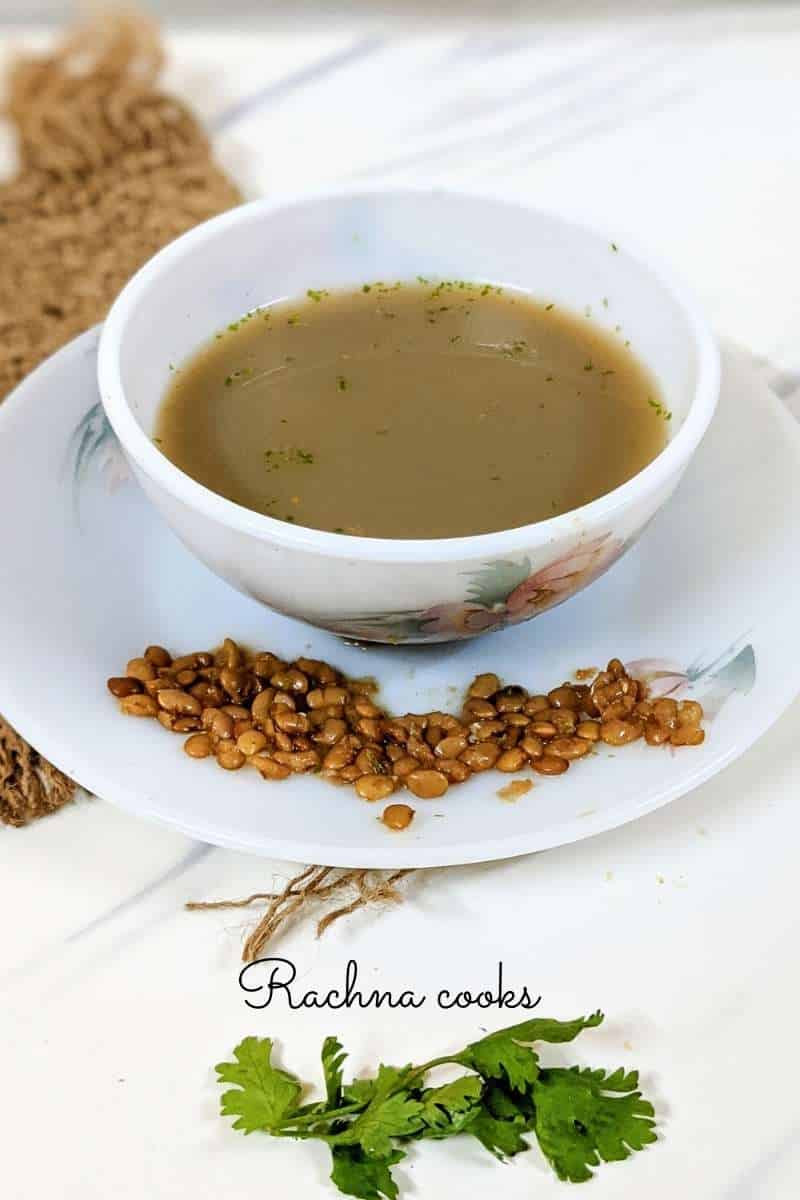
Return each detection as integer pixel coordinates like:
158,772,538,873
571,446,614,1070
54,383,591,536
2,8,800,1198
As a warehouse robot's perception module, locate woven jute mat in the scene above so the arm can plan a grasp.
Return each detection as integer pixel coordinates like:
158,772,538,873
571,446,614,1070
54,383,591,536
0,12,418,948
0,11,241,827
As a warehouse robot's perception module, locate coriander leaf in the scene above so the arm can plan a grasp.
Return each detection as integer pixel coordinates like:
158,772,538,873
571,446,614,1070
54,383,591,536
469,1080,535,1160
462,1012,604,1090
462,1032,539,1093
323,1037,348,1108
343,1078,376,1106
336,1066,423,1158
330,1146,404,1200
418,1075,483,1138
469,1112,532,1160
216,1037,301,1134
483,1080,535,1123
344,1091,425,1158
533,1065,656,1183
493,1010,604,1047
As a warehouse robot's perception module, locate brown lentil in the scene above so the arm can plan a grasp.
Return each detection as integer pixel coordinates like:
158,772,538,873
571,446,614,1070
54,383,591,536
548,685,580,709
467,673,500,699
496,747,527,772
382,803,415,830
173,716,201,733
461,743,501,771
533,755,569,776
406,769,449,799
158,689,201,716
520,735,544,760
107,676,141,698
216,746,246,770
272,749,320,772
436,758,471,783
435,734,468,759
126,657,156,683
120,693,158,717
462,697,496,719
549,736,591,760
144,645,172,668
237,729,268,756
252,755,291,781
356,774,395,802
601,718,642,746
184,733,212,758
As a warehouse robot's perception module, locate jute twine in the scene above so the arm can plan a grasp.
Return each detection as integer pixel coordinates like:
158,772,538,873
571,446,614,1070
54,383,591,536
0,13,416,951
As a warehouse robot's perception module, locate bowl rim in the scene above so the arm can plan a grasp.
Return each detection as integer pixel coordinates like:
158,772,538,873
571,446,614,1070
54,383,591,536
98,184,720,564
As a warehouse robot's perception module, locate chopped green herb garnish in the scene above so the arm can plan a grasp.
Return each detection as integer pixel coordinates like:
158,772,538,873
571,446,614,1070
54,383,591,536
224,375,233,387
264,447,315,471
611,241,619,252
287,315,300,326
602,297,609,307
583,360,593,372
152,437,163,446
333,527,345,533
216,1012,656,1198
307,289,328,302
449,335,462,344
336,376,349,392
545,302,554,311
416,275,429,285
647,396,673,421
228,322,240,332
361,283,371,293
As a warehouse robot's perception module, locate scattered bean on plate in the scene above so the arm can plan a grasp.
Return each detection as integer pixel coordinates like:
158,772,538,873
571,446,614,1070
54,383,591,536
107,641,705,829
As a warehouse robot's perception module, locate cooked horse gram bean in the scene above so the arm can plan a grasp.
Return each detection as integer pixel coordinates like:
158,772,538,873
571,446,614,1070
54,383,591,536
382,803,415,831
356,775,395,802
252,755,291,780
406,769,449,799
107,676,141,698
111,646,705,828
217,746,246,770
158,689,201,716
121,693,159,717
533,755,570,776
184,733,212,758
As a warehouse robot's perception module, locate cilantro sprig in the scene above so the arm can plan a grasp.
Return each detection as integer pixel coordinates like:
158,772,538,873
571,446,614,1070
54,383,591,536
215,1012,656,1195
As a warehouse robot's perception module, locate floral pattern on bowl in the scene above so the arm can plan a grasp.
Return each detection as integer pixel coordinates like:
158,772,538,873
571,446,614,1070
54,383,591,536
331,533,623,642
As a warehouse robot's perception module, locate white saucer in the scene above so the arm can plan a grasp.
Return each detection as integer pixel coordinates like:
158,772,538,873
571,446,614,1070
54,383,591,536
1,331,798,868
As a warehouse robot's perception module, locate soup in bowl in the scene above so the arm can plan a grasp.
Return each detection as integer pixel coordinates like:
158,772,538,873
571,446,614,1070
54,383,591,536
98,189,719,644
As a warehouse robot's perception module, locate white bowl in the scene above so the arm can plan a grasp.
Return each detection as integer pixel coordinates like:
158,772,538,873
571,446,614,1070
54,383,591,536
98,188,719,644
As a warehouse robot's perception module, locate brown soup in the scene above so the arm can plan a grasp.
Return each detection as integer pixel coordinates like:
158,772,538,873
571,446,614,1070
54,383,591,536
156,281,668,539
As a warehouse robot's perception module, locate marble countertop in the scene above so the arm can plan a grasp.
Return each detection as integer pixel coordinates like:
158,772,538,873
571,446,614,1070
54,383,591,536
3,10,800,1198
